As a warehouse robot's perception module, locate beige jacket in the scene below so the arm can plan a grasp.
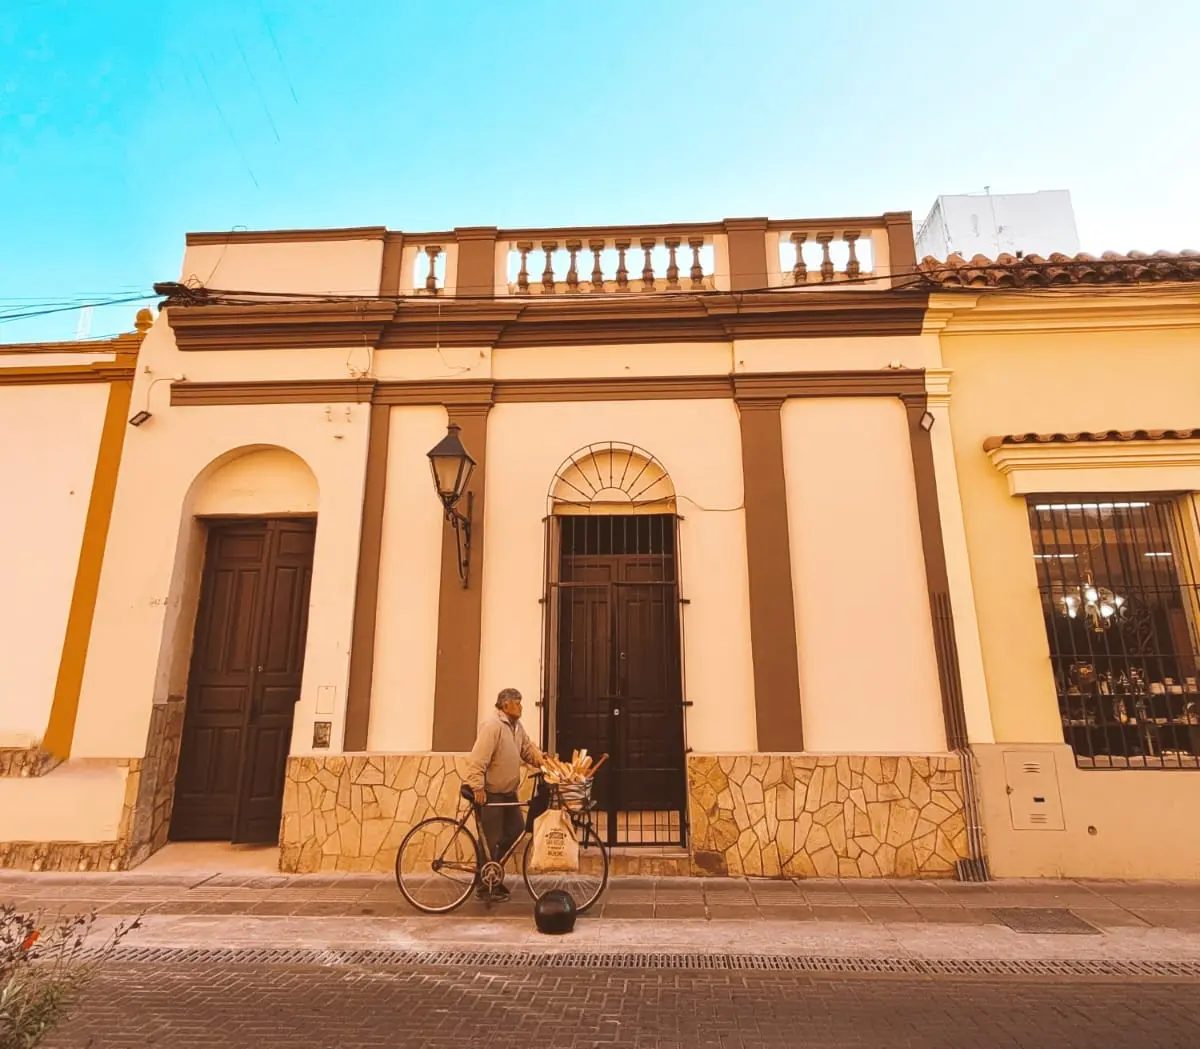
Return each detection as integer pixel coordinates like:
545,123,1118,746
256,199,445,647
465,709,542,794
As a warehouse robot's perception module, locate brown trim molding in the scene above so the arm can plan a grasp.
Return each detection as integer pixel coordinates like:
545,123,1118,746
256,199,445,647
724,218,770,291
0,360,136,386
172,379,376,406
42,374,135,758
431,402,492,751
903,394,967,749
170,370,929,408
185,226,388,246
163,288,930,352
343,403,392,751
379,234,405,297
736,396,805,750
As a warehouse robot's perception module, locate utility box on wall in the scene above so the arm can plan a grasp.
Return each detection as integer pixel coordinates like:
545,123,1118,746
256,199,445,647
1002,751,1066,831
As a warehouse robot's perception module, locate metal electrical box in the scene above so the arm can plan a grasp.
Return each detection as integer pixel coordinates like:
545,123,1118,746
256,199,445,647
1002,751,1066,831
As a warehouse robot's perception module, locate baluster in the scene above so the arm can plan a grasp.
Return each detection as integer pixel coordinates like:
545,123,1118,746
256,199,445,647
790,232,808,285
615,239,631,291
541,240,558,293
817,233,835,282
641,238,656,291
844,231,861,279
665,238,681,290
516,241,532,293
689,237,705,289
565,240,581,292
424,245,442,294
589,239,606,292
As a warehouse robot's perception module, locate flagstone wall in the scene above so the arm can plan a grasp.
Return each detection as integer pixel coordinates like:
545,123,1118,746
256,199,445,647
686,754,969,878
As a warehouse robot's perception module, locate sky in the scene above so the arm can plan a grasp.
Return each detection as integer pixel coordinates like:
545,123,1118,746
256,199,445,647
2,0,1199,343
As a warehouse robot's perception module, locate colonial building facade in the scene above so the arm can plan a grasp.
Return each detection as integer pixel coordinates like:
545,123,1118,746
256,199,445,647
2,216,1196,879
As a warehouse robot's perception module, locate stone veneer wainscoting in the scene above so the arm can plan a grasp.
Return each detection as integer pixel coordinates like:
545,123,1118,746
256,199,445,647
280,753,969,879
687,754,969,878
280,755,473,874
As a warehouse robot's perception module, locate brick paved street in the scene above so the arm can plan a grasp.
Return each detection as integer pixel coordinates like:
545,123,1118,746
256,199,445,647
41,959,1200,1048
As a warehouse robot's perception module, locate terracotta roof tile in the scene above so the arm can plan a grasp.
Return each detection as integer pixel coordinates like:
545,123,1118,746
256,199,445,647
983,429,1200,452
918,250,1200,288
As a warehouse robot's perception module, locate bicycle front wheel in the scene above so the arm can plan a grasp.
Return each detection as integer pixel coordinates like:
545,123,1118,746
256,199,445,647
395,817,479,914
522,818,609,914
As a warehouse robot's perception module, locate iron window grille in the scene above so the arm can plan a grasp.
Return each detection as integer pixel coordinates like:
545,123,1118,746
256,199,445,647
1028,496,1200,769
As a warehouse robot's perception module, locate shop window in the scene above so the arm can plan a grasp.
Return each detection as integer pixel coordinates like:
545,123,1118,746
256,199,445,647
1029,497,1200,769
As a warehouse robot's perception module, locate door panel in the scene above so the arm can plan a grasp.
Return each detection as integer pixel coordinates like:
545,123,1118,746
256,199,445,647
551,515,686,845
171,518,314,845
234,520,315,844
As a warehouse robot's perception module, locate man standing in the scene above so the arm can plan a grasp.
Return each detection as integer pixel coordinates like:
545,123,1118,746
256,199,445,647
465,687,544,900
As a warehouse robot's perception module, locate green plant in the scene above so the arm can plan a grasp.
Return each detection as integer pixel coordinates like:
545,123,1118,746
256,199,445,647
0,904,141,1049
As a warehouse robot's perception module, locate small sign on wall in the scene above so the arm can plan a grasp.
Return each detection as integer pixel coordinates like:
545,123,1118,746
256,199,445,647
312,721,332,749
316,685,336,715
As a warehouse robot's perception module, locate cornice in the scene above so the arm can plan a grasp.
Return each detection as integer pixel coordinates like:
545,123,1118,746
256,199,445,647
169,368,929,408
927,288,1200,336
163,288,930,352
986,437,1200,496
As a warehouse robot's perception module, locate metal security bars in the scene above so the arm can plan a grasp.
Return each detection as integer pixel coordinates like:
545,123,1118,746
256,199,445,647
541,513,689,846
1029,497,1200,769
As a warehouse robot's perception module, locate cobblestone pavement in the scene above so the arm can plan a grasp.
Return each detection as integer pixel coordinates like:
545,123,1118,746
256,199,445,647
41,960,1200,1048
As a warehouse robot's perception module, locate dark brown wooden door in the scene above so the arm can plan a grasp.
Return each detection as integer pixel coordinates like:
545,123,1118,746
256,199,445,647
170,518,315,844
552,515,686,844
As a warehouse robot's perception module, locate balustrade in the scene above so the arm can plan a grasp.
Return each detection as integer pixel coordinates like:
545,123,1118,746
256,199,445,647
505,228,719,296
395,214,905,298
771,223,882,286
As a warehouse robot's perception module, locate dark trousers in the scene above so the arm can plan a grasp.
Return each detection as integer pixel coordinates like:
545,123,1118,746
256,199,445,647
481,791,522,862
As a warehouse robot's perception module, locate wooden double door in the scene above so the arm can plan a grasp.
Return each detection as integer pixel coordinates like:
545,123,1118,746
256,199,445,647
170,518,315,844
551,515,687,844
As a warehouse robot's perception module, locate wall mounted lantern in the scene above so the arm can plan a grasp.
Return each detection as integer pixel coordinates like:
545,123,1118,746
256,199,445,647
427,422,476,587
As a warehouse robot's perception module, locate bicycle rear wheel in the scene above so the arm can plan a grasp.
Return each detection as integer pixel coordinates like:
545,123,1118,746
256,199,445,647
522,818,609,914
395,817,479,914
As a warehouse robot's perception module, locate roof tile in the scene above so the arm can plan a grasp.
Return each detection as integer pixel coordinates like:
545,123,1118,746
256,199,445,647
983,429,1200,452
919,250,1200,288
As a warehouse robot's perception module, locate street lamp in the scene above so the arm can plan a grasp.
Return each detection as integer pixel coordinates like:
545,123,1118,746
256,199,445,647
427,422,476,587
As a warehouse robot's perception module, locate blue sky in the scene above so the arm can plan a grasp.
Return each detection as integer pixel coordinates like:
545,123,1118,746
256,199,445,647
3,0,1198,342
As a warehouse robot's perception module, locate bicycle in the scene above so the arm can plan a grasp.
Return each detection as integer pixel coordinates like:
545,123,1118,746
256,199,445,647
394,773,610,915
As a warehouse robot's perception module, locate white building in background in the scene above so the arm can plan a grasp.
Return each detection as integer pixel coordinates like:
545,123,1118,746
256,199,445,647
916,190,1079,261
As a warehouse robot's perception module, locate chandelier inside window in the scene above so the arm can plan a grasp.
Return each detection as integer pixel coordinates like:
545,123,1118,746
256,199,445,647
1060,580,1126,632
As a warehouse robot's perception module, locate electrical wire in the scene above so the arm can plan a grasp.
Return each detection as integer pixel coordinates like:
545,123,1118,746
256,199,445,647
0,293,154,325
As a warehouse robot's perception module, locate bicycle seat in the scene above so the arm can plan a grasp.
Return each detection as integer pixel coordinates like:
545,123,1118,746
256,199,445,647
459,784,475,802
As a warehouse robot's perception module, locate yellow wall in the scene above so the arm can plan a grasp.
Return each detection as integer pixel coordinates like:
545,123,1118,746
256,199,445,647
782,397,946,753
944,320,1200,743
0,381,108,746
479,399,758,752
943,296,1200,878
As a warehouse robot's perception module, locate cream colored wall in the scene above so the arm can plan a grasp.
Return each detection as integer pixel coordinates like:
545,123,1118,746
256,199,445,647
180,237,384,296
0,382,107,747
369,405,448,751
0,763,129,841
943,324,1200,744
782,396,946,753
479,399,757,752
72,318,370,759
735,335,941,374
974,743,1200,879
191,447,320,516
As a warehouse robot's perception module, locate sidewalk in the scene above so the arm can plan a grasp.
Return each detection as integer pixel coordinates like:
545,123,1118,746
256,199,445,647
4,844,1200,968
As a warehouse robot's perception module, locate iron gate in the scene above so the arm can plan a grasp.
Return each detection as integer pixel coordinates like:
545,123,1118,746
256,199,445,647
542,513,688,846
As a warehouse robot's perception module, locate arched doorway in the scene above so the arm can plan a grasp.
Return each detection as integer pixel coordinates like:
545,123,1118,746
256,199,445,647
543,443,687,847
168,447,318,845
